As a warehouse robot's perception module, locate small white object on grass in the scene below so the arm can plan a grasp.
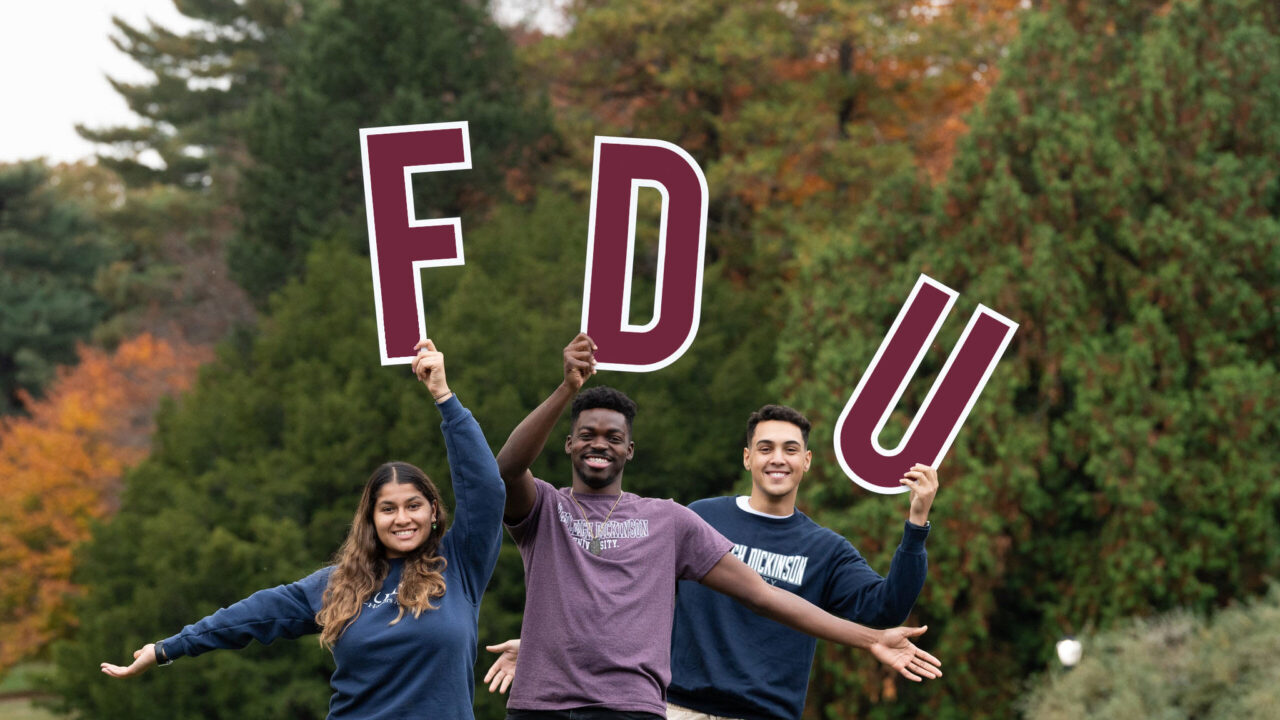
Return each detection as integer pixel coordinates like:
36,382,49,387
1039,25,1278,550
1056,637,1082,668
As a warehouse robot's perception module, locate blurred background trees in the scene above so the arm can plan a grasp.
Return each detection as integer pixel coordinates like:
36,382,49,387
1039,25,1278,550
2,0,1276,718
0,335,208,670
0,162,112,414
779,1,1279,716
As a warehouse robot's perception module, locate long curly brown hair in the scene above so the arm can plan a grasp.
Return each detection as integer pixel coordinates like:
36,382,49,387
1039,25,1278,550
316,461,448,648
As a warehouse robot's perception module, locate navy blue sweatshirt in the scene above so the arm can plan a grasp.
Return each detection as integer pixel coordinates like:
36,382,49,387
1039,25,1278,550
667,496,929,720
158,395,505,720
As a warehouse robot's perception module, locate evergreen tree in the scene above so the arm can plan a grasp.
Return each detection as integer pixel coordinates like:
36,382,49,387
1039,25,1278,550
0,162,112,414
48,243,380,719
231,0,555,304
78,0,305,188
778,2,1280,717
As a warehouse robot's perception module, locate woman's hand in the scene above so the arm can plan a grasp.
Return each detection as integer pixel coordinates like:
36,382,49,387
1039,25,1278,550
412,338,452,402
100,643,158,678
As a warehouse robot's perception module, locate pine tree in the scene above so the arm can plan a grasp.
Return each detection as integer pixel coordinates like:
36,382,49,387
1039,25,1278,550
78,0,304,188
230,0,555,304
0,162,112,414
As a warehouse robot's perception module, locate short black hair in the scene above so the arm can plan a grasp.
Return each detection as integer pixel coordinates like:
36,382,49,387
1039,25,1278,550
571,386,638,430
745,404,811,447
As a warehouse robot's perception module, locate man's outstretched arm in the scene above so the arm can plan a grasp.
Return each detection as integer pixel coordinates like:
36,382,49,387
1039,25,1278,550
495,333,596,523
699,552,942,681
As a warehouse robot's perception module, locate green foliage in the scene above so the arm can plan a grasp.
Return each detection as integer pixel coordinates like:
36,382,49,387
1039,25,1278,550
779,1,1280,717
231,0,555,304
0,162,111,414
1021,586,1280,719
88,176,256,348
0,661,53,694
63,0,268,346
47,244,382,719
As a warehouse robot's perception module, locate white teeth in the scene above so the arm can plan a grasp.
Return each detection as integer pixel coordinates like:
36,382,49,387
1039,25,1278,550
393,530,415,537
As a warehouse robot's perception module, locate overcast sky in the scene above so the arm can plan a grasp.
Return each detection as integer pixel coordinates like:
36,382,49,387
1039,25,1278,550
0,0,565,166
0,0,194,164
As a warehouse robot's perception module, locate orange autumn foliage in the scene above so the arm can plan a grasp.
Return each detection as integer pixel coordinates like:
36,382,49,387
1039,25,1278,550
0,334,209,671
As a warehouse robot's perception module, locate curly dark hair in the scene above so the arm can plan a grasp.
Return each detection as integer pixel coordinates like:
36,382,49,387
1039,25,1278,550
571,386,637,430
745,404,811,447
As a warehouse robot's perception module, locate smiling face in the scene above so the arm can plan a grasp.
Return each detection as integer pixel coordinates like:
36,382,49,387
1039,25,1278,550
745,419,812,506
565,407,634,492
373,482,436,558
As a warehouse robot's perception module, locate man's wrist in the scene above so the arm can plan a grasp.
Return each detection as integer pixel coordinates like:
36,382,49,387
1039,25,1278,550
843,620,881,650
865,628,885,651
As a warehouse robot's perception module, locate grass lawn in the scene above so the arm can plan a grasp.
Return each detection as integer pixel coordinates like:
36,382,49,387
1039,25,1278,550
0,663,51,695
0,698,61,720
0,664,60,720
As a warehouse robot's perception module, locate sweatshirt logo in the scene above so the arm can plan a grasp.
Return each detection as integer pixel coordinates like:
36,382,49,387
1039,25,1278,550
731,543,808,586
365,588,399,610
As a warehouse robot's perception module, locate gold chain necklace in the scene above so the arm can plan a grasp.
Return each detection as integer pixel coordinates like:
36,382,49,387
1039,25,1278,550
568,488,624,556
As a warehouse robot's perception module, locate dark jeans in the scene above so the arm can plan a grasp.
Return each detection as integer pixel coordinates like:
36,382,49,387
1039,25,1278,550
507,709,665,720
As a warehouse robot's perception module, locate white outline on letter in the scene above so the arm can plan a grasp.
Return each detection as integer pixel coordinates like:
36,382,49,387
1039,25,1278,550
359,121,470,366
834,274,1019,494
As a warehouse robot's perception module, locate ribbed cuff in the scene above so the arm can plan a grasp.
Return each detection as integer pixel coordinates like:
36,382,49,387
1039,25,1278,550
435,393,464,420
900,519,930,552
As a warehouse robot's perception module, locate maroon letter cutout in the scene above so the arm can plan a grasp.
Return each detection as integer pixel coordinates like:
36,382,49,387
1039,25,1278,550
581,137,709,372
360,122,470,365
835,275,1018,493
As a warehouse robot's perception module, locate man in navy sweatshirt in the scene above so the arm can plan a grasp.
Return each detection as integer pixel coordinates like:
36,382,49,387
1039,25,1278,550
663,404,936,720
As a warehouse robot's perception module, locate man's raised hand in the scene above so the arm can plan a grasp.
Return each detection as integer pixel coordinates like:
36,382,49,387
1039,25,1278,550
901,464,939,526
563,333,597,392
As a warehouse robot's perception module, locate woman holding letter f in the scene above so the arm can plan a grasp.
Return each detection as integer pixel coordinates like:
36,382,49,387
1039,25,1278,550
100,339,506,720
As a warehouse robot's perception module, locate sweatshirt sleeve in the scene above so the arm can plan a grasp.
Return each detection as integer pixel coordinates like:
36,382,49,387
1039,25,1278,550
158,567,329,661
436,394,506,604
823,521,929,628
674,501,735,581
